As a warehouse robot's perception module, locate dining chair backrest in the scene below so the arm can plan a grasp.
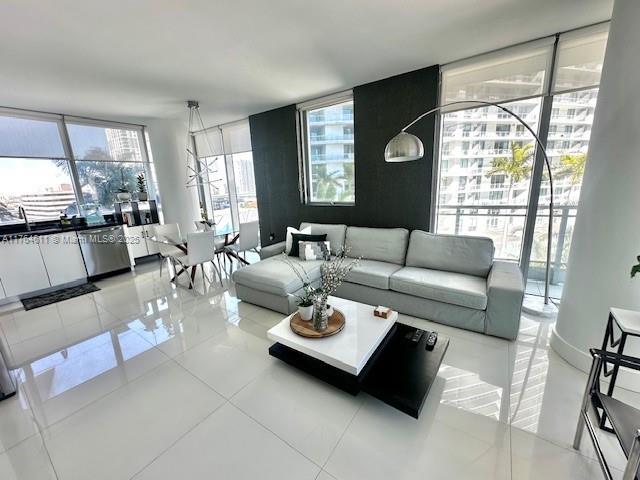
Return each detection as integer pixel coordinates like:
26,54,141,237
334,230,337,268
194,221,213,232
187,231,216,266
153,223,181,256
238,221,260,251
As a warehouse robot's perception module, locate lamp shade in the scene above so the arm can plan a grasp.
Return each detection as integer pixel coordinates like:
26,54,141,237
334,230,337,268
384,132,424,162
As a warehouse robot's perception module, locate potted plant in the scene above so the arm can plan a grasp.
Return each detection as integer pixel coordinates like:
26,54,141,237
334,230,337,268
136,172,148,201
279,255,316,321
310,250,360,331
116,169,131,201
279,249,360,331
296,287,315,321
631,256,640,278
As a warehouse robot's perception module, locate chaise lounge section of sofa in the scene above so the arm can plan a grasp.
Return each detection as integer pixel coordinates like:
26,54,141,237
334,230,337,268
232,222,524,340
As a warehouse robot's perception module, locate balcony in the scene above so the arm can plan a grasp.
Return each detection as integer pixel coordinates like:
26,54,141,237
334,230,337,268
310,153,355,162
309,134,354,142
436,203,578,298
308,114,354,123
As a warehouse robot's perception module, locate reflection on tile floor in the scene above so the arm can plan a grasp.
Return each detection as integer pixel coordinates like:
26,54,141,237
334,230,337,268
0,261,634,479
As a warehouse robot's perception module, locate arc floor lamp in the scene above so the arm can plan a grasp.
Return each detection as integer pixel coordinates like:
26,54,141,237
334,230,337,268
384,100,556,312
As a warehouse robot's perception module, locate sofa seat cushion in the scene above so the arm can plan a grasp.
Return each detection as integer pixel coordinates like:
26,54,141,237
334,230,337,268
345,259,403,290
390,267,488,310
232,256,323,296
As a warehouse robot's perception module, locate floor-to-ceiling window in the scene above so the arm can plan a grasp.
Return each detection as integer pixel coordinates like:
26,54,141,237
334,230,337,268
434,23,608,300
193,119,258,235
0,108,156,225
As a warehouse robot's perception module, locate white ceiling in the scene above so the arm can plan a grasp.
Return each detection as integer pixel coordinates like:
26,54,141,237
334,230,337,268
0,0,612,126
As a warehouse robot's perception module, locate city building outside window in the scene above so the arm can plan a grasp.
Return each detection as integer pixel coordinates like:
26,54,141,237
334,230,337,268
192,119,258,234
435,22,609,299
0,109,155,225
297,91,355,205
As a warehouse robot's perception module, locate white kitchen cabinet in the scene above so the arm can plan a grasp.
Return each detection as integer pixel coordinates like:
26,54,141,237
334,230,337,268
39,232,87,286
124,224,159,265
0,240,51,297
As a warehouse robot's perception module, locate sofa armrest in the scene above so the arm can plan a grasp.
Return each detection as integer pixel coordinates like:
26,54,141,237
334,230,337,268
485,260,524,340
259,241,286,260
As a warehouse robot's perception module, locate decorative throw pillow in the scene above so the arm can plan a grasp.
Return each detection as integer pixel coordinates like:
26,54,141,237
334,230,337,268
289,233,327,257
285,226,311,254
299,241,331,261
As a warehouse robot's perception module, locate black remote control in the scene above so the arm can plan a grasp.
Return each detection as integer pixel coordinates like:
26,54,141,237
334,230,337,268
425,331,438,351
409,328,424,345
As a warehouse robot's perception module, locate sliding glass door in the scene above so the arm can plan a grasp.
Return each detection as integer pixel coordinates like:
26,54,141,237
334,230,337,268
434,23,609,301
192,120,258,235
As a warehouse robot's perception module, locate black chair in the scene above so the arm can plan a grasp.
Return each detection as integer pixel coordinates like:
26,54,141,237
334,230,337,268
574,348,640,479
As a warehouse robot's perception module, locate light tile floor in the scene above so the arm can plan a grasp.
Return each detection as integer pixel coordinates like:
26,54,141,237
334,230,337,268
0,260,633,479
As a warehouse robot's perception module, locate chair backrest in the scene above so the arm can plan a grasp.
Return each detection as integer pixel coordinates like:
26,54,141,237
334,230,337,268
187,231,216,266
153,223,181,256
238,221,260,251
194,221,213,232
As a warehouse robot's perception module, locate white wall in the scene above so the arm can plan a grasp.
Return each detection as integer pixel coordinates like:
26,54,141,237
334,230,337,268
146,117,200,235
551,0,640,385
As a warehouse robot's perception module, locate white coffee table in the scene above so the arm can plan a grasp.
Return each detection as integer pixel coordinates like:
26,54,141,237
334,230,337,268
268,296,396,375
267,295,449,418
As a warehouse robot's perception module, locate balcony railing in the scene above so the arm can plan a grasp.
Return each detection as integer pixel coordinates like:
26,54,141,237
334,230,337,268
309,134,354,141
437,203,578,284
310,153,355,162
308,114,354,123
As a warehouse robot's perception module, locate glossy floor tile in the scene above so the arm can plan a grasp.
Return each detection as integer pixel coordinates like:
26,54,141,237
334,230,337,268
0,435,58,480
175,320,276,398
42,361,225,480
133,403,320,480
231,362,364,465
0,261,636,479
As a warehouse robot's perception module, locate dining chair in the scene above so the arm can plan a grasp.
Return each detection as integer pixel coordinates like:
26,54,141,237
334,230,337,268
170,230,222,290
152,223,182,278
194,221,213,232
225,221,259,272
196,220,229,276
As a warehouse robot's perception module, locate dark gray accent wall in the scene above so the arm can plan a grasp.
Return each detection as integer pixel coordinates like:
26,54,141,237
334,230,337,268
250,65,439,246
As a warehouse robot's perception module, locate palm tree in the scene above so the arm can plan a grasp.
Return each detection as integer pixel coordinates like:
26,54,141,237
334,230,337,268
557,153,587,185
485,142,534,202
485,141,534,253
313,165,344,202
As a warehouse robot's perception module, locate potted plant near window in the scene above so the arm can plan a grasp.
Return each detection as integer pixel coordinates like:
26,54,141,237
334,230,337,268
136,172,148,201
116,169,131,202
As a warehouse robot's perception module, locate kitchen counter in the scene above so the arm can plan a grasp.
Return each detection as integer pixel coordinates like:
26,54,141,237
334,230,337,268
0,222,123,241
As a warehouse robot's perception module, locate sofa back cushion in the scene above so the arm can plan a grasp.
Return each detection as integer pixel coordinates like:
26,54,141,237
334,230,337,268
406,230,494,277
345,227,409,265
299,223,347,255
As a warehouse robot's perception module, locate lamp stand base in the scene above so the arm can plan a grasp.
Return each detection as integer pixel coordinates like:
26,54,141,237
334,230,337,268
522,294,558,319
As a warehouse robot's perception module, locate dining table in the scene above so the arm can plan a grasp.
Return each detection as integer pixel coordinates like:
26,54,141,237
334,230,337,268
149,225,249,288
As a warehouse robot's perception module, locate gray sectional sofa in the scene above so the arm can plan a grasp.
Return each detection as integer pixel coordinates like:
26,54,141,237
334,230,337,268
232,222,524,340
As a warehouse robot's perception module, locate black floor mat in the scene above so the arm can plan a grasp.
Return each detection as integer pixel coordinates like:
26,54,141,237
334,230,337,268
21,283,100,310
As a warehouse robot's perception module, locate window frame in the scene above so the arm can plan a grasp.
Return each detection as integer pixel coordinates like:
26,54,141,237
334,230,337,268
296,90,355,206
0,107,156,226
432,21,609,295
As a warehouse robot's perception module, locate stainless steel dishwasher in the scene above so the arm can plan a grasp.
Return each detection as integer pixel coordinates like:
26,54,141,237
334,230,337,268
77,225,131,277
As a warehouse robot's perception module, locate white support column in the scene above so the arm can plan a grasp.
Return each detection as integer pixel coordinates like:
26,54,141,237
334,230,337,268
551,0,640,389
146,118,200,235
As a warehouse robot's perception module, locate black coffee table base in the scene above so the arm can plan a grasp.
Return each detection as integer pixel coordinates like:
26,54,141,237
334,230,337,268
268,323,449,419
